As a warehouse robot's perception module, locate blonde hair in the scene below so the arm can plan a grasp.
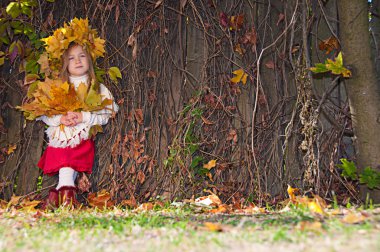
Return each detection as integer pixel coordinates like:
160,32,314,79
60,43,96,84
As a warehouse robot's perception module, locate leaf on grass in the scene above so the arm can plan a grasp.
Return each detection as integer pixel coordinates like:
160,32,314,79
136,202,153,211
195,193,222,207
287,185,300,202
230,69,248,85
341,212,367,224
20,200,40,212
203,222,223,232
203,159,216,170
88,190,114,209
298,221,323,233
120,198,137,208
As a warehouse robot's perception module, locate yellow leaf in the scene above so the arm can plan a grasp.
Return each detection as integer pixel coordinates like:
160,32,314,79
230,69,248,85
76,82,88,102
21,200,41,212
203,159,217,170
341,212,367,224
108,66,122,82
308,201,324,214
287,185,300,202
7,144,17,155
203,222,223,232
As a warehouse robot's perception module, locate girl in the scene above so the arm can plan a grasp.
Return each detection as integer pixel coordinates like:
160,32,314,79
38,43,118,208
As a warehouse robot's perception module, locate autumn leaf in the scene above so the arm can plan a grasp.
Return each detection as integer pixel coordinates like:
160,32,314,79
137,170,146,184
77,173,91,193
276,13,285,26
265,61,275,69
319,36,340,54
108,66,122,83
0,51,5,66
230,69,248,85
287,185,300,202
20,200,41,212
195,193,222,207
203,222,223,232
24,74,39,86
134,109,144,124
7,144,17,155
203,159,217,170
310,52,351,77
230,14,244,31
241,28,257,46
234,43,245,55
136,202,154,211
219,12,229,28
88,190,115,209
341,212,367,224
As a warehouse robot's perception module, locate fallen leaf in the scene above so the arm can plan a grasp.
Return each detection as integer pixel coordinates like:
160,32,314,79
287,185,300,202
298,221,323,233
136,202,153,211
195,194,222,207
342,212,367,224
203,222,223,232
203,159,217,170
88,190,115,209
120,198,137,208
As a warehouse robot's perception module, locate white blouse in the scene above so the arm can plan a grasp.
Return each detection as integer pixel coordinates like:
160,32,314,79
37,74,119,148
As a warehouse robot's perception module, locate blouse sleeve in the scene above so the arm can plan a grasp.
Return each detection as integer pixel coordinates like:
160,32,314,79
81,84,118,126
36,115,62,126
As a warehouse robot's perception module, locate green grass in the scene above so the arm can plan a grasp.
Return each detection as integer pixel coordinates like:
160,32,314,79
0,206,380,251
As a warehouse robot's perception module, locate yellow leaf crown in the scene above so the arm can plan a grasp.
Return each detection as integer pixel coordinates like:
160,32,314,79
41,18,105,61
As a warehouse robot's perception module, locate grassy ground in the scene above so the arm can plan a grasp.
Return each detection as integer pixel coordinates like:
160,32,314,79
1,204,380,252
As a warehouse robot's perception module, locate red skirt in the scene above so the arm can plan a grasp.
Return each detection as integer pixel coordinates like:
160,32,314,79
38,139,95,176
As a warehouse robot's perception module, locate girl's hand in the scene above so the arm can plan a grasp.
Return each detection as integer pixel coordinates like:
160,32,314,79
67,112,83,125
60,114,76,126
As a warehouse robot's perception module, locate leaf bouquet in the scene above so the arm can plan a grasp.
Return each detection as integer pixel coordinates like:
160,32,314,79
17,78,112,120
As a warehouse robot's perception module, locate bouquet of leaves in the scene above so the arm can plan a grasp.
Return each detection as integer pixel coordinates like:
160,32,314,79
17,78,112,120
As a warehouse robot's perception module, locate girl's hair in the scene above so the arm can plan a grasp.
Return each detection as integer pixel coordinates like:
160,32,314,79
60,43,96,84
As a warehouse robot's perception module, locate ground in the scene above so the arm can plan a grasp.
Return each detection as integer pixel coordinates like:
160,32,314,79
0,205,380,252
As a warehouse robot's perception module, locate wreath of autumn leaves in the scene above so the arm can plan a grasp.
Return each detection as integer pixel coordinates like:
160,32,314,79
18,18,113,121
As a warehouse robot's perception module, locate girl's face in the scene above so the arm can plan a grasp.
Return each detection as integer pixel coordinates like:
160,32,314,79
67,45,90,77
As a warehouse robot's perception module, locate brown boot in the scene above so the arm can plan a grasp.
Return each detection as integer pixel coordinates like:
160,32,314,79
41,189,59,210
58,186,79,208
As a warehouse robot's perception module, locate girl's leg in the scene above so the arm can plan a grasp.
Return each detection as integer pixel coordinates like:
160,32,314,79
56,167,76,190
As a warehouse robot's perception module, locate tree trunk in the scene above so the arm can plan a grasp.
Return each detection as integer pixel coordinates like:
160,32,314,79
337,0,380,202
